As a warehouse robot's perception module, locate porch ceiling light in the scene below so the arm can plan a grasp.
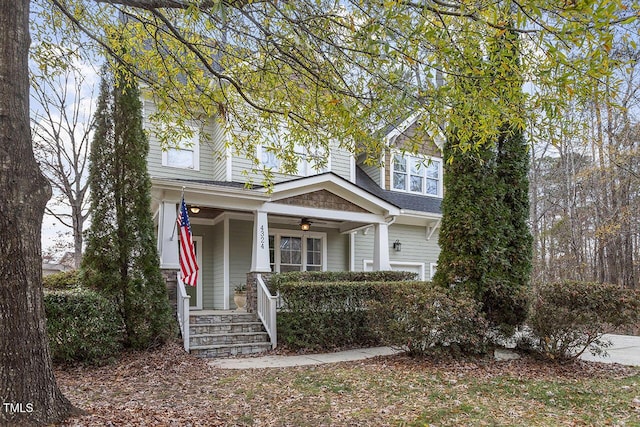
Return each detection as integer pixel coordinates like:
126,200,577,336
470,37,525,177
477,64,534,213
393,239,402,252
189,206,201,214
300,218,311,231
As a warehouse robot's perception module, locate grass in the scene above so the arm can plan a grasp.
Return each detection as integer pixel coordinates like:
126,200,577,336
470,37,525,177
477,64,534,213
56,343,640,426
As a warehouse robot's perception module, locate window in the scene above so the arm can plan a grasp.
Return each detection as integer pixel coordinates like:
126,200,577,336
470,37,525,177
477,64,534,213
392,153,442,197
268,230,326,272
258,142,330,176
280,236,302,272
162,127,200,170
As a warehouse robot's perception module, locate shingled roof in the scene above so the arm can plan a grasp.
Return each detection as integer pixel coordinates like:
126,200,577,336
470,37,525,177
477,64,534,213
355,166,441,215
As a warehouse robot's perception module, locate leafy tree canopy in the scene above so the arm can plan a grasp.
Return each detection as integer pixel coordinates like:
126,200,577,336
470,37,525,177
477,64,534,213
35,0,639,176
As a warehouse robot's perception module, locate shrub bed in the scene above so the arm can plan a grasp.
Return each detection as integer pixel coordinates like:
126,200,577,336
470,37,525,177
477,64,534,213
368,283,487,356
523,281,640,360
45,288,123,364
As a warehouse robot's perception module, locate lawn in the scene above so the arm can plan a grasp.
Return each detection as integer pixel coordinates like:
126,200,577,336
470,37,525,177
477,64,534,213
55,342,640,426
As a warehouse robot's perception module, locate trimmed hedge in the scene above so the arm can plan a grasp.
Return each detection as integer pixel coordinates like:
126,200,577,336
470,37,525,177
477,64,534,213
522,281,640,360
274,280,390,350
368,284,487,356
45,288,123,364
43,270,80,290
269,270,417,290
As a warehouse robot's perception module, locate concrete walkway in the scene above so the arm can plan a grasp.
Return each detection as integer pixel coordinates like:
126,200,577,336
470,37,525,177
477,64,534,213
209,334,640,369
579,334,640,366
209,346,403,369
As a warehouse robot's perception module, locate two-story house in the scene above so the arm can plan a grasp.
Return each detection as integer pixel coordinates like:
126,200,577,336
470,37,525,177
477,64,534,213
146,102,442,314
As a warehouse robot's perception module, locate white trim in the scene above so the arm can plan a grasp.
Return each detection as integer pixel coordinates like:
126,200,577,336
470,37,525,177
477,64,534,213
349,155,356,183
430,262,438,280
380,153,386,189
225,146,233,181
363,259,426,280
223,216,230,310
268,173,400,215
264,203,389,224
156,202,163,254
390,151,443,198
269,228,328,272
349,232,356,271
384,112,421,145
188,236,203,310
161,126,200,171
383,112,445,150
426,219,441,241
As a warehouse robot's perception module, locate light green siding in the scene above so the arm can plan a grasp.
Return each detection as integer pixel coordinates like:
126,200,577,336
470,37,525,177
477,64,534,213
211,222,224,310
143,100,225,181
228,219,253,308
353,224,440,279
231,143,353,184
329,146,352,181
209,121,229,182
325,228,349,271
360,163,381,186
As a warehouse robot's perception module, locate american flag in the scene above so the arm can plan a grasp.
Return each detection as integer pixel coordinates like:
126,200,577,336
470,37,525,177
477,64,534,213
177,197,199,286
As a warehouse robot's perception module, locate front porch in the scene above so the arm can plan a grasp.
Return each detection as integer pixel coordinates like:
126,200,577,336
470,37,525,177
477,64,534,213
154,173,402,312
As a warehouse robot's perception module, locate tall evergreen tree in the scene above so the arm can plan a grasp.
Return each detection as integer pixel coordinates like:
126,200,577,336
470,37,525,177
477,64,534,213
82,65,173,349
484,26,532,329
434,25,532,333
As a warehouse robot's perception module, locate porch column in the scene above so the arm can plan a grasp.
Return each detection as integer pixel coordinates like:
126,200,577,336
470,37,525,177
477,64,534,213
373,222,391,271
160,201,179,269
250,210,271,272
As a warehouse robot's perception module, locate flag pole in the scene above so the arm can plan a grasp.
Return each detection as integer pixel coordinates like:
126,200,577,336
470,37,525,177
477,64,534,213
170,186,186,241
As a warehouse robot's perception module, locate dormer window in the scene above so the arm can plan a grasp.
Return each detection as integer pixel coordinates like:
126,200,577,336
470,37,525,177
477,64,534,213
392,153,442,197
162,126,200,170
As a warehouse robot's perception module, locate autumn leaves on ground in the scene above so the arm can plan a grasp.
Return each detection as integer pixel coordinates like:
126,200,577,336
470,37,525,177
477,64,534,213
55,341,640,426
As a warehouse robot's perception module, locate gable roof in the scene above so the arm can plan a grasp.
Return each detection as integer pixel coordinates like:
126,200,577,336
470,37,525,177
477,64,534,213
382,113,445,150
355,166,441,215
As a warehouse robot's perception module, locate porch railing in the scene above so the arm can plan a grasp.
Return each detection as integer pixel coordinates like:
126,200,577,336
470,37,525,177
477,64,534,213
256,273,278,349
176,276,191,352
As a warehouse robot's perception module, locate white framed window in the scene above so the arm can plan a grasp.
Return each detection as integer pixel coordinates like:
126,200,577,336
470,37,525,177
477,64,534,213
430,263,437,280
258,142,330,176
162,126,200,170
392,152,442,197
268,229,327,272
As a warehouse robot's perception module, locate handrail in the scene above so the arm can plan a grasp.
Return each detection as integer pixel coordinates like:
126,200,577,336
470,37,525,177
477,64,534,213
176,276,191,352
256,273,278,349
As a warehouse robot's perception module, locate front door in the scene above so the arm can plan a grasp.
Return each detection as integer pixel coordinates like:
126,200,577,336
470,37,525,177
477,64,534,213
186,236,203,309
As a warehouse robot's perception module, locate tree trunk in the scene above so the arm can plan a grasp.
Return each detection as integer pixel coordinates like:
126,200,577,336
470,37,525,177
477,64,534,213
0,1,74,425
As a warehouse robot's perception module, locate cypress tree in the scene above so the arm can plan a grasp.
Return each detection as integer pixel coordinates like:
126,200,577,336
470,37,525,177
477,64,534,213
434,26,532,333
82,65,173,349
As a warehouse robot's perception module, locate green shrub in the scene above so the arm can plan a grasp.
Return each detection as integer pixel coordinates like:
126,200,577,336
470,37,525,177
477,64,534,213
43,270,80,290
45,288,123,364
522,281,640,360
368,283,487,356
269,270,417,290
275,280,388,350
